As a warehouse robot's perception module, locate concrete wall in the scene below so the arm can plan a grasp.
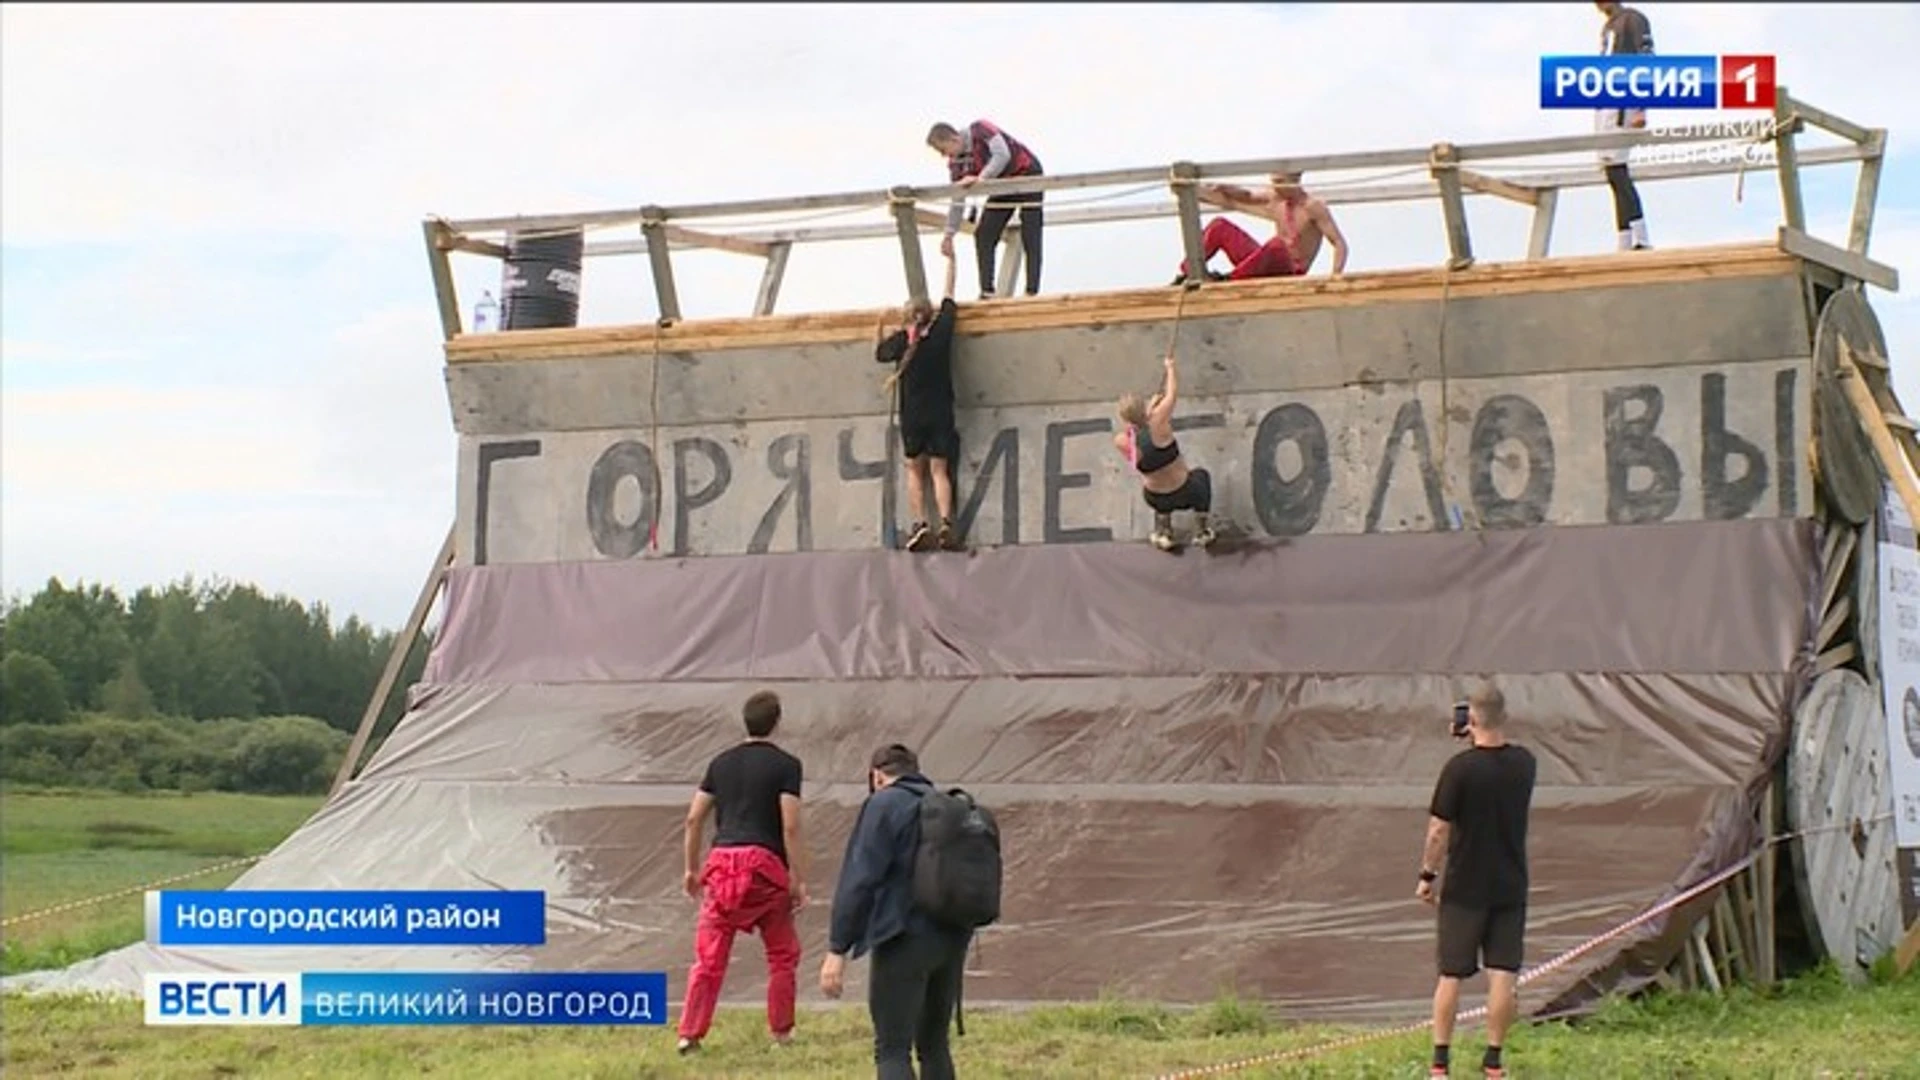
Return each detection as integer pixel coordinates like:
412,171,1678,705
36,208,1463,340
446,266,1816,565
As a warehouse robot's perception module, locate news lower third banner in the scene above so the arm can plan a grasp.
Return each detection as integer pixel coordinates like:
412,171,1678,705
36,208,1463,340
145,971,669,1026
1539,54,1777,110
146,890,546,947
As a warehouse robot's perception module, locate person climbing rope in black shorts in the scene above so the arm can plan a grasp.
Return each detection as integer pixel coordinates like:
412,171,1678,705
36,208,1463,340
1114,350,1214,552
876,249,964,552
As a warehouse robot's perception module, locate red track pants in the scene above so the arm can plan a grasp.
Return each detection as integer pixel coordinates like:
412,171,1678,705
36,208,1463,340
677,844,800,1040
1180,217,1304,279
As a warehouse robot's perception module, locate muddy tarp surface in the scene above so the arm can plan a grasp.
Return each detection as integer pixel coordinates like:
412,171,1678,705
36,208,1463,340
7,519,1817,1022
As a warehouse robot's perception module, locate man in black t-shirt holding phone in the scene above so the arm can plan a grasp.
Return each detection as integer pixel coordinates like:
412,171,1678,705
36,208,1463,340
1417,682,1537,1080
676,690,809,1054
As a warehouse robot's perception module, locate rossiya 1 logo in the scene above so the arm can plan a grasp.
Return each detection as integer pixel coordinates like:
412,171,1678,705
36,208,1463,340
1539,54,1777,110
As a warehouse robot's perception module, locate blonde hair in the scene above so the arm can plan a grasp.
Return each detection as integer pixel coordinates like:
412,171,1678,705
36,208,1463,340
1469,682,1507,729
1117,393,1148,427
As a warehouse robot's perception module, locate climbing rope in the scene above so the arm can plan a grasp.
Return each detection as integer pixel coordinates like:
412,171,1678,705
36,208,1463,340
1,854,265,929
1434,261,1478,531
1148,812,1892,1079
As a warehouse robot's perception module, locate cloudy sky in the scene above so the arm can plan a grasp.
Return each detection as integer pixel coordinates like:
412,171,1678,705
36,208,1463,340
3,2,1916,630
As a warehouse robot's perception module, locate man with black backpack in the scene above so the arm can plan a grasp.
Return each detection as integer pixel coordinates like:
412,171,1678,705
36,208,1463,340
821,743,1002,1080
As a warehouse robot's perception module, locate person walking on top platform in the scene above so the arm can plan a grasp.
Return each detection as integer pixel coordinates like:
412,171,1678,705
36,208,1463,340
876,250,964,552
1115,350,1215,552
1594,2,1655,250
677,691,809,1054
1172,170,1349,284
927,119,1045,299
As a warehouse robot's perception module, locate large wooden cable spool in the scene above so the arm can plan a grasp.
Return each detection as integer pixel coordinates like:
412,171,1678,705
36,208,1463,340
1786,668,1903,982
1813,288,1889,527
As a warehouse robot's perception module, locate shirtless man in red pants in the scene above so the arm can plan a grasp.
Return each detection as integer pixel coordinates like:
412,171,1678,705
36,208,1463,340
1172,170,1350,283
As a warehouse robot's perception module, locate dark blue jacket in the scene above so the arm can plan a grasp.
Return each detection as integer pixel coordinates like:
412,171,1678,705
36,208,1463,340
828,773,944,958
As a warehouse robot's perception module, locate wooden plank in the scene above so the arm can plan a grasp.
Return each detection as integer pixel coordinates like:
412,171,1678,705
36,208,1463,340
1779,227,1901,292
1789,98,1874,145
1815,641,1858,673
1760,782,1779,986
663,224,772,258
1430,144,1474,269
422,220,463,341
752,242,792,317
1817,591,1853,651
1818,523,1859,623
1896,917,1920,976
1849,131,1886,256
1172,163,1209,286
1459,168,1539,206
447,235,509,259
1526,188,1559,260
889,190,929,308
1693,920,1724,993
641,216,681,323
445,243,1795,363
1838,340,1920,525
329,524,454,795
1775,88,1808,235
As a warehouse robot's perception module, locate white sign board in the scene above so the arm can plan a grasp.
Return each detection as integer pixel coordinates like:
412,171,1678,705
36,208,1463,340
1875,482,1920,923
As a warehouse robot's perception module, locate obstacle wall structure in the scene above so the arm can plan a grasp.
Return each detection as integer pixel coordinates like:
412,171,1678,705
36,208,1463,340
12,101,1913,1019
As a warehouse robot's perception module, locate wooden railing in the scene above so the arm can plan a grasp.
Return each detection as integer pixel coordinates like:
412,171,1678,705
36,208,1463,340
420,88,1895,341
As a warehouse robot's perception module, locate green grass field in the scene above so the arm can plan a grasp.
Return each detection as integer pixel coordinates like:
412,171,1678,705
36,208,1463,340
3,789,1918,1078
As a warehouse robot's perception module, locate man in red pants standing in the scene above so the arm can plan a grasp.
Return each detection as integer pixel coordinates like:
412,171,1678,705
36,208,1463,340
1172,170,1350,283
676,690,809,1054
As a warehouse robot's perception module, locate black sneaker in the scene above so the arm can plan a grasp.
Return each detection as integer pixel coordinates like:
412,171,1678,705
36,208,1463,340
905,522,934,551
936,519,962,551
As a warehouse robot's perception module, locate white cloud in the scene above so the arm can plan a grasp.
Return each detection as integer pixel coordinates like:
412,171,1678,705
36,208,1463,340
2,2,1916,626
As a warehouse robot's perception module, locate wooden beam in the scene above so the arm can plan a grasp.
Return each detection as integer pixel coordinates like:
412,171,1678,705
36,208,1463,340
1774,88,1808,234
753,242,792,316
1526,188,1559,260
1849,130,1886,256
1838,340,1920,526
663,224,773,258
422,220,463,341
447,234,509,259
889,189,930,309
1779,226,1901,292
330,524,454,795
1458,168,1539,206
641,211,681,322
1431,143,1474,269
1789,98,1874,146
1895,916,1920,977
1171,162,1209,287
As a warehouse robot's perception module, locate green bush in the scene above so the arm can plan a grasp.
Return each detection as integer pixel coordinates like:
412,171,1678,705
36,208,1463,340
0,712,348,796
2,652,70,726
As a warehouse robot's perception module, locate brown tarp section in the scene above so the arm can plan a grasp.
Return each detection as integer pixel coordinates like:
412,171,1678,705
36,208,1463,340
6,519,1818,1024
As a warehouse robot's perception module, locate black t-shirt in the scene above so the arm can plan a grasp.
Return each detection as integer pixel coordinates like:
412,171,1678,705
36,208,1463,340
700,741,803,864
875,299,956,416
1429,743,1537,908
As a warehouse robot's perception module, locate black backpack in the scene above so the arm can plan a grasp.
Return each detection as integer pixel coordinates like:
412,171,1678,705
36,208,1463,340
911,786,1002,930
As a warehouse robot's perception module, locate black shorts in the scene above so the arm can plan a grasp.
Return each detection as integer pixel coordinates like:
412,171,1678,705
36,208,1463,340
1437,901,1526,978
900,412,958,462
1143,467,1212,515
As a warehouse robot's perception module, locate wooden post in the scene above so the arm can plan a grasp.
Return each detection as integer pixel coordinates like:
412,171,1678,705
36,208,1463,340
421,219,463,341
1839,340,1920,525
889,187,930,309
329,524,456,795
1431,143,1474,269
996,226,1024,299
1170,162,1208,286
641,208,681,323
1759,782,1779,986
1526,188,1559,260
1774,88,1807,234
1849,130,1886,256
753,241,792,316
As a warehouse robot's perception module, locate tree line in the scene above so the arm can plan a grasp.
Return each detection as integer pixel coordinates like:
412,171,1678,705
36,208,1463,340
0,576,429,795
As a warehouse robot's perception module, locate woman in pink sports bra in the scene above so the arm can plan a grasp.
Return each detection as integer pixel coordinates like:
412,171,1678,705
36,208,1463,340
1113,351,1215,551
